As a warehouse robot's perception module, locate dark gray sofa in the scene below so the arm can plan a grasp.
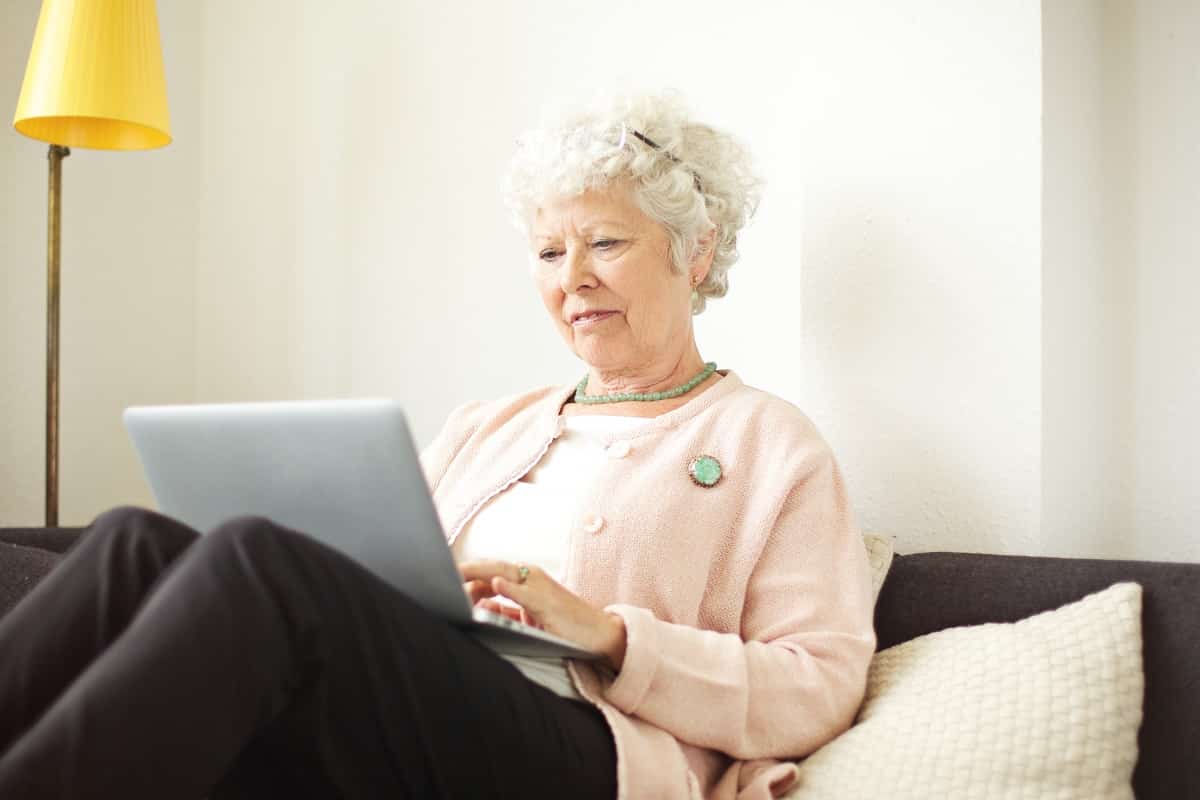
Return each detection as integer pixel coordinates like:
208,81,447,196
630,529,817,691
2,526,1197,799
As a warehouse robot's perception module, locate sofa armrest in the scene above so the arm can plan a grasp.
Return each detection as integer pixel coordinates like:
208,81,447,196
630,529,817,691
0,527,83,619
0,527,84,554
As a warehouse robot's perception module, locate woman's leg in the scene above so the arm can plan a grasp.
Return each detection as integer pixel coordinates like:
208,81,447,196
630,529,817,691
0,513,617,800
0,506,199,754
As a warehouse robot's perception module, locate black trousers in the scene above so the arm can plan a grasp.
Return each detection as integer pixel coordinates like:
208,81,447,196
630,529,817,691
0,507,617,799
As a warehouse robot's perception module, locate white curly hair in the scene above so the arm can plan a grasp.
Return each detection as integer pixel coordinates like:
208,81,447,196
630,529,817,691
503,90,762,314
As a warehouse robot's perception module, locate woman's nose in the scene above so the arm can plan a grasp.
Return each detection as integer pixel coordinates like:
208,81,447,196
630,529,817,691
559,247,596,294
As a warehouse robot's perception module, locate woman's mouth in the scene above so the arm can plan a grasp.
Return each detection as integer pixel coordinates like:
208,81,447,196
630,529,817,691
571,311,618,328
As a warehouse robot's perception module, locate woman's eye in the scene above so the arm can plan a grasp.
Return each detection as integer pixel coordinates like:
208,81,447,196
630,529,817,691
538,249,561,262
593,239,619,250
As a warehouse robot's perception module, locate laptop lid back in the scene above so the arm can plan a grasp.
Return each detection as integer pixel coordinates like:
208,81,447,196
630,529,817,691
123,399,473,624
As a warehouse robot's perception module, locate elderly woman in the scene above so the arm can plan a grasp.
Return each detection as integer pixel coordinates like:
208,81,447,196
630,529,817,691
0,92,875,800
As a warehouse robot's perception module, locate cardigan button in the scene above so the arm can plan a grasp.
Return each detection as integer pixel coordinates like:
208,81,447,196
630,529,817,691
605,440,631,459
582,513,605,534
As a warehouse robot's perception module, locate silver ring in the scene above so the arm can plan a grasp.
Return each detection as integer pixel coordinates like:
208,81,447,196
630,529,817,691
517,564,530,584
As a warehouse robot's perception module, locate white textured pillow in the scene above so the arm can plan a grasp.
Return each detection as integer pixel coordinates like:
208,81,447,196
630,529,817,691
861,532,894,602
783,581,1144,800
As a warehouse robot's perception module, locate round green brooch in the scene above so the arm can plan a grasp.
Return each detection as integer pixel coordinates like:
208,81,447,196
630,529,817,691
688,455,723,487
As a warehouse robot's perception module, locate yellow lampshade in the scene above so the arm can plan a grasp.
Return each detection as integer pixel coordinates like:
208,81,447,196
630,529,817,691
13,0,170,151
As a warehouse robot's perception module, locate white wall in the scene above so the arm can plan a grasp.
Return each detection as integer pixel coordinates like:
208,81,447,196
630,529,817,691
1042,0,1135,558
1128,0,1200,562
1042,0,1200,562
191,0,1045,559
792,4,1043,555
2,1,1196,563
1,0,202,526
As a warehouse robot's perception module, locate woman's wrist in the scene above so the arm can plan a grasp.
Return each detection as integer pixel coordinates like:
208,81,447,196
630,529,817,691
601,611,628,671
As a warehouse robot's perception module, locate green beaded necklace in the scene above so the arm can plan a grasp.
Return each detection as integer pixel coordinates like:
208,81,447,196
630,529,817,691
574,362,717,404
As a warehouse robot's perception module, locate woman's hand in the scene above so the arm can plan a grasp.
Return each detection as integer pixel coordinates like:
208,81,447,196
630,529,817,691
459,560,627,671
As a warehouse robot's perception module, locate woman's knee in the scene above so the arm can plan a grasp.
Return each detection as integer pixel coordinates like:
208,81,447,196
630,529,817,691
198,516,307,580
90,504,153,533
86,505,198,557
205,515,287,551
194,517,324,638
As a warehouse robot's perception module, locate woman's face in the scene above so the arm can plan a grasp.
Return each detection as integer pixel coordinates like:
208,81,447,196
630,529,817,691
530,183,702,374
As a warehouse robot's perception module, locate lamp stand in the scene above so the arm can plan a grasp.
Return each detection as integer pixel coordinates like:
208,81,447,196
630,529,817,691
45,143,69,527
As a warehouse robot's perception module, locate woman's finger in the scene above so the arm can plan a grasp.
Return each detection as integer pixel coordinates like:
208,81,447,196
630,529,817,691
459,560,525,585
476,598,526,623
464,579,494,605
519,607,544,629
492,575,541,614
475,597,502,613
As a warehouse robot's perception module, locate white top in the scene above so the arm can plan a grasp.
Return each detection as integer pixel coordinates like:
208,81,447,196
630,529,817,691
452,413,646,701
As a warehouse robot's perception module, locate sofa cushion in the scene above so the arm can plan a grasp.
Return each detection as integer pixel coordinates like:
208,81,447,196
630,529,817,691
785,582,1143,799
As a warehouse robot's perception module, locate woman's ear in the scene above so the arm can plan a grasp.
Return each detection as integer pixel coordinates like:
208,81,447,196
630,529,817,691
690,225,718,280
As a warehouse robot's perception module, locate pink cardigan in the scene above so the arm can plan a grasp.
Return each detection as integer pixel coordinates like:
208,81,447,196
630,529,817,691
419,371,876,799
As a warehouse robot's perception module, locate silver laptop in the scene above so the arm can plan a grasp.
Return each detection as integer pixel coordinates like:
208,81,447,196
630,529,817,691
124,398,600,660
